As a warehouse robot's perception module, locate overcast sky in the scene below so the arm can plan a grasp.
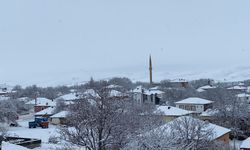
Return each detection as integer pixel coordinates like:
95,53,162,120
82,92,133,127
1,0,250,86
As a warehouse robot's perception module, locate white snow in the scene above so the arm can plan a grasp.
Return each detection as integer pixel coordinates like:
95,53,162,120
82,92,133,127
240,137,250,149
175,97,214,105
1,141,30,150
155,106,193,116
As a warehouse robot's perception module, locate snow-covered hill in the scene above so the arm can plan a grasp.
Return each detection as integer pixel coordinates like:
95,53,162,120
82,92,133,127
2,65,250,87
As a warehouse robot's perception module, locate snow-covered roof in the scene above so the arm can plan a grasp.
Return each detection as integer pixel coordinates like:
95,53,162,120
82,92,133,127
132,86,164,95
50,111,68,118
236,93,250,98
132,86,143,93
197,85,216,92
25,97,56,107
227,85,247,90
170,79,188,83
200,109,219,117
196,88,205,93
155,106,193,116
56,93,80,101
35,107,55,116
175,97,214,105
84,89,100,98
144,89,164,95
241,137,250,149
1,141,30,150
156,116,230,140
110,90,124,97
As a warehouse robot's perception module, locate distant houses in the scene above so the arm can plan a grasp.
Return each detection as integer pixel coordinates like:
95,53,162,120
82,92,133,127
175,97,214,113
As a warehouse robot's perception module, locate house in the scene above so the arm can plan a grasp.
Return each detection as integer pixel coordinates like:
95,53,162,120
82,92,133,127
227,83,247,92
170,79,189,88
26,97,56,112
0,84,13,96
200,109,219,121
197,85,216,93
241,137,250,150
132,86,164,105
34,106,55,118
175,97,214,113
50,111,68,125
154,106,194,122
237,93,250,103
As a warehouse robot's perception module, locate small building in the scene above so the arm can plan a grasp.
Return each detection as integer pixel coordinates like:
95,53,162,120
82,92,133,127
197,85,216,93
26,97,56,113
170,79,189,88
237,93,250,103
227,84,247,92
132,86,164,105
154,106,194,122
241,137,250,150
200,109,219,122
175,97,214,113
50,111,68,125
34,106,55,118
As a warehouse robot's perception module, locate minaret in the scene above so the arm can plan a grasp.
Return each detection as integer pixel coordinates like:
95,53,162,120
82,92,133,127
149,55,153,85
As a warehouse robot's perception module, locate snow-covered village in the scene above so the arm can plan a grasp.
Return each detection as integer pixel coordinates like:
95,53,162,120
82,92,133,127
2,0,250,150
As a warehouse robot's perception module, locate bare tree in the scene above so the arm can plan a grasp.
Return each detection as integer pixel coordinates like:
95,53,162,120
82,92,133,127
60,80,162,150
130,116,230,150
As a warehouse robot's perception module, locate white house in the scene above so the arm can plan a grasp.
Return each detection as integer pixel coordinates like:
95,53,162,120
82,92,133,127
50,111,68,125
236,93,250,103
175,97,214,113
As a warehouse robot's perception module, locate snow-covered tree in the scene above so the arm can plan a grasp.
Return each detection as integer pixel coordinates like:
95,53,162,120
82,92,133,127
60,80,162,150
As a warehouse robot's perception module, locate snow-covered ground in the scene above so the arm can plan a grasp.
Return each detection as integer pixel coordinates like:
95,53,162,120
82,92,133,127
5,114,75,150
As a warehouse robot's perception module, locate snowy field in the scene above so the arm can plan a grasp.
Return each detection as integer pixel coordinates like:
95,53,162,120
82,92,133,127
4,114,84,150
